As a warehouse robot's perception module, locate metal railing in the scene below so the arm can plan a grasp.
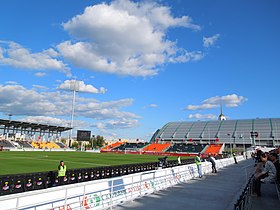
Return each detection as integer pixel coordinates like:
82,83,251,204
234,174,254,210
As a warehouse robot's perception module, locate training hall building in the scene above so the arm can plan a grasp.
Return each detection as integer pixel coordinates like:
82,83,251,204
151,118,280,148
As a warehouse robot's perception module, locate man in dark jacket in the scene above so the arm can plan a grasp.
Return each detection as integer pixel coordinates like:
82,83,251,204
208,153,217,173
269,153,280,183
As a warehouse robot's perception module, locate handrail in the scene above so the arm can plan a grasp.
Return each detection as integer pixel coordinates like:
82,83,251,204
234,174,254,210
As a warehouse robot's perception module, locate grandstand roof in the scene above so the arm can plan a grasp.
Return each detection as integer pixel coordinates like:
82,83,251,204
0,119,72,134
153,118,280,146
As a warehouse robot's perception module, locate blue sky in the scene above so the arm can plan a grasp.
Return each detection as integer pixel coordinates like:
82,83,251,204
0,0,279,141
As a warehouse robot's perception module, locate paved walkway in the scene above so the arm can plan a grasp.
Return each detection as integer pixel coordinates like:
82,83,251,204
251,180,280,209
113,159,256,210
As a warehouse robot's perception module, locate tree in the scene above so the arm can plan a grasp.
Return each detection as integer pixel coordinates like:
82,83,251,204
71,141,79,149
90,135,105,148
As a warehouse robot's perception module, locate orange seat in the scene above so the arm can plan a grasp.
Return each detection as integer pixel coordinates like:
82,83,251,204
204,144,222,155
101,141,125,151
143,143,171,152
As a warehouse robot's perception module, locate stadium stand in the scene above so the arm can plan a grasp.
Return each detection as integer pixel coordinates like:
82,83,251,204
55,142,66,148
204,144,223,155
47,142,60,149
15,141,33,148
101,141,125,151
113,142,148,151
31,141,39,148
153,118,280,148
31,141,61,149
142,143,171,152
166,143,205,153
0,140,16,148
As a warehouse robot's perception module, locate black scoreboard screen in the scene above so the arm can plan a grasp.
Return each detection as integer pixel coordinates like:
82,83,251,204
77,130,91,141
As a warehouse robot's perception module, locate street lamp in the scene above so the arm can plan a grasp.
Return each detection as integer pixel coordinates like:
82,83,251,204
227,133,232,156
240,134,245,157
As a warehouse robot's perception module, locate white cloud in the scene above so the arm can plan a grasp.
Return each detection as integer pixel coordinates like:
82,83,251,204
20,116,70,127
35,72,47,77
5,81,18,85
0,46,4,59
149,104,158,108
185,103,218,111
0,41,70,76
32,85,49,90
19,116,87,128
111,0,201,31
185,94,247,110
203,34,220,48
58,0,202,77
57,80,106,94
203,94,247,107
188,113,217,120
0,84,139,121
91,118,139,130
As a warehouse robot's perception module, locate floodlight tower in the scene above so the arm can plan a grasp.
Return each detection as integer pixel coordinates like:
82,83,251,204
69,80,79,147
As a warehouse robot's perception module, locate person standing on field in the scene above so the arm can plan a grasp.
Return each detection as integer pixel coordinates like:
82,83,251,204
58,160,67,185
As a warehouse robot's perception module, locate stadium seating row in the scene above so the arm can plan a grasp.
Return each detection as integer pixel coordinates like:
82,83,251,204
204,144,223,155
166,143,205,153
142,143,171,152
113,142,149,151
0,140,15,148
101,141,125,151
102,141,215,155
31,141,61,149
0,140,66,149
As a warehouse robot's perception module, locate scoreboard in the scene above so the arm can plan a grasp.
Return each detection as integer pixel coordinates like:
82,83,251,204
77,130,91,141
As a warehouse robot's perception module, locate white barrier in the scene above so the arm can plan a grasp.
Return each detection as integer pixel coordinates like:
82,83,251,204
0,156,244,210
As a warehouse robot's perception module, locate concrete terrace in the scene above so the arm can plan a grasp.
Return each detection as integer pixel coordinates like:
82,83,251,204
113,159,279,210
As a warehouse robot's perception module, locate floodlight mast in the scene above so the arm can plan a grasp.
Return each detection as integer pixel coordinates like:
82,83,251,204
69,80,79,147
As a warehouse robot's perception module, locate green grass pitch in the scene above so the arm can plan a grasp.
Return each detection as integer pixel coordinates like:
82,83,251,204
0,151,180,176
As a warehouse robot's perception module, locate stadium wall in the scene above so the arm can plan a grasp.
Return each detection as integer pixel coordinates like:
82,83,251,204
0,156,244,210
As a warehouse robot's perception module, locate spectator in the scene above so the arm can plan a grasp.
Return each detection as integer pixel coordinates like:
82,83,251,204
208,153,217,173
58,160,67,185
177,156,181,165
233,152,238,164
277,146,280,162
254,162,264,177
253,153,276,196
195,152,203,178
158,156,168,167
269,153,280,183
255,149,262,164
